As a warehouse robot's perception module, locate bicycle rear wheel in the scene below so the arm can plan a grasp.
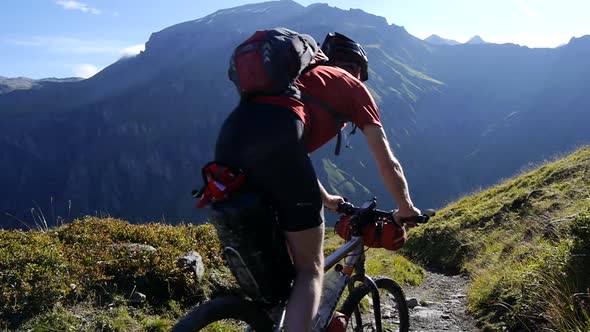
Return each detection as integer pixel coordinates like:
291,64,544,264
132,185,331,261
340,277,409,332
171,296,274,332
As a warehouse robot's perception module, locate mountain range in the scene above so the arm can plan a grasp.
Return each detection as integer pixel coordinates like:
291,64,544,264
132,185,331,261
1,0,590,227
424,34,491,46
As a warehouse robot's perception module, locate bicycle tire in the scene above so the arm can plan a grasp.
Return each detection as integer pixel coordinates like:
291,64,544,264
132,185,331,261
171,296,274,332
340,277,409,332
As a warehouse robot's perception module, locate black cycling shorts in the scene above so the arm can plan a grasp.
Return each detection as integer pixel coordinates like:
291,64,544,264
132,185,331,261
215,101,323,232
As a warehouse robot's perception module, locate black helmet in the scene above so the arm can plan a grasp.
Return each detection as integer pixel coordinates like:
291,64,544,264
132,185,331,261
321,32,368,81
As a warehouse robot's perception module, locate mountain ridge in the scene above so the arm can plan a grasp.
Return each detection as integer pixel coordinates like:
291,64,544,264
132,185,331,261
424,34,461,46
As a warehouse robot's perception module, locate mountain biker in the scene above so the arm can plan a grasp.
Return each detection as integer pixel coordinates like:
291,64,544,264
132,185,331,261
214,31,421,331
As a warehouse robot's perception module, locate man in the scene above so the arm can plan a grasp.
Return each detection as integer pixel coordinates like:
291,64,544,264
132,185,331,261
214,31,420,331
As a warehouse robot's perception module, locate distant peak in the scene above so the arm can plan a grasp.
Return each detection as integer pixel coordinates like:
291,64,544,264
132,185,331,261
425,34,460,46
211,0,303,15
466,35,486,44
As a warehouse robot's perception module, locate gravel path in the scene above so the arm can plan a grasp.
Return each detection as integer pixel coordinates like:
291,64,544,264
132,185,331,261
403,270,480,332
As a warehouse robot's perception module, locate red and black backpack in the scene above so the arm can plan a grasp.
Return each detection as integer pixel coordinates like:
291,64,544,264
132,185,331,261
228,27,325,98
228,27,356,155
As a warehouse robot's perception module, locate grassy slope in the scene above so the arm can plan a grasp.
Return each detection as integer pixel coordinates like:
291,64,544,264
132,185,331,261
404,146,590,331
0,215,424,331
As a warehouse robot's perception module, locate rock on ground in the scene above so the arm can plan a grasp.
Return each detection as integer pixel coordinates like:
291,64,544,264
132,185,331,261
404,270,480,332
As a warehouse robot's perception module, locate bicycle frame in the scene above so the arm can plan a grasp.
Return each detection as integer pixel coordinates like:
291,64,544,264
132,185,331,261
324,235,364,273
269,235,383,332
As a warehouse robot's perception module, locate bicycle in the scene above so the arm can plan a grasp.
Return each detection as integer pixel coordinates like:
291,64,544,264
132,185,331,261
172,197,434,332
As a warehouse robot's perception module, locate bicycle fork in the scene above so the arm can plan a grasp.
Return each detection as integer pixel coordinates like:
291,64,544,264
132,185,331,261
364,276,382,331
350,271,383,331
346,240,383,331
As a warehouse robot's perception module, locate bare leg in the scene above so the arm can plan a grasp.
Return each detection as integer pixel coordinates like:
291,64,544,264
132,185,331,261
283,223,325,332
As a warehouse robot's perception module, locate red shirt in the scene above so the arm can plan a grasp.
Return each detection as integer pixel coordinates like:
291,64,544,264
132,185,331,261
257,65,382,152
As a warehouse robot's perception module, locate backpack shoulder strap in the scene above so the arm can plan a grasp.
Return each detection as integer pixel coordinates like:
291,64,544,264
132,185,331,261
300,92,351,156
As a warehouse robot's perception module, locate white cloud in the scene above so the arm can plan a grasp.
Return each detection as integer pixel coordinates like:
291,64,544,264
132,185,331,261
122,44,145,56
8,37,145,56
74,64,101,78
55,1,101,15
10,36,119,54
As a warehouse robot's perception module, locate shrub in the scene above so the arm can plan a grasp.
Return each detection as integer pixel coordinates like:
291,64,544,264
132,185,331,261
0,217,229,329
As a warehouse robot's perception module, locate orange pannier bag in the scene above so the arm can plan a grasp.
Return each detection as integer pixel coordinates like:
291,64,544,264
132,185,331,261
335,215,407,251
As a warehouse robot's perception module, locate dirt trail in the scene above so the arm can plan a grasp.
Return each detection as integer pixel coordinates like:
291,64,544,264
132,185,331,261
403,269,480,332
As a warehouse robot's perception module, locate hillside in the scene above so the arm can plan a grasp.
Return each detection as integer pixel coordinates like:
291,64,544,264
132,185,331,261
0,216,424,330
405,146,590,331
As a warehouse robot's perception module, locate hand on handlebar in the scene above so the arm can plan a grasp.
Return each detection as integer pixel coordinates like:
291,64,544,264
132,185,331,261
323,194,346,213
336,199,435,228
396,208,436,229
393,206,422,228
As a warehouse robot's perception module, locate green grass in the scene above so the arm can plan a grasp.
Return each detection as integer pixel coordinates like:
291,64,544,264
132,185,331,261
404,146,590,331
16,300,177,332
324,227,425,286
200,320,248,332
0,217,232,330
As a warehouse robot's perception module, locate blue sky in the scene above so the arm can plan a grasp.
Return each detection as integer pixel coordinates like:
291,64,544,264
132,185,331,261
1,0,588,79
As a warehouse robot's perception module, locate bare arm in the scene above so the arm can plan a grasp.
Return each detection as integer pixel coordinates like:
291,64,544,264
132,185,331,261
362,124,419,217
318,179,330,202
317,179,345,212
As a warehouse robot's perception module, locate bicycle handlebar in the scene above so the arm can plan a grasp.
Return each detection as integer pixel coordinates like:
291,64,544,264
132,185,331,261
336,198,435,226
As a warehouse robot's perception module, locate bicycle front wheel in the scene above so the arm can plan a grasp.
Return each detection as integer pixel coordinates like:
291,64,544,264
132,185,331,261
171,296,274,332
340,277,409,332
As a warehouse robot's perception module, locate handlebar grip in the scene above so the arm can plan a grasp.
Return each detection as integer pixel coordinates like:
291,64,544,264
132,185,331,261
398,215,425,225
399,209,435,225
336,201,355,214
